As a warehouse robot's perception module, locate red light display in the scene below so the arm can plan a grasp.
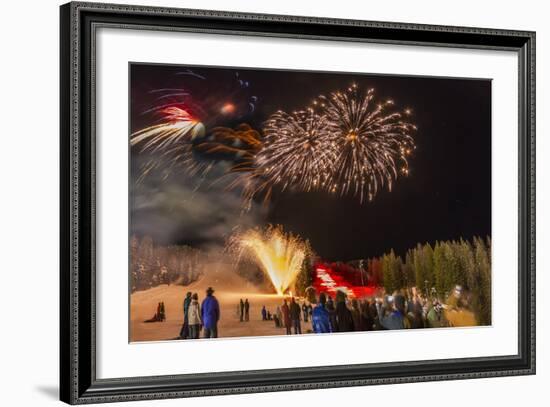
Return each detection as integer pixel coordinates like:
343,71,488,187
312,262,378,299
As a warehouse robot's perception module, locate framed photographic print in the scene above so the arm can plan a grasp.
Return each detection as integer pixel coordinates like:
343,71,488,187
60,2,536,404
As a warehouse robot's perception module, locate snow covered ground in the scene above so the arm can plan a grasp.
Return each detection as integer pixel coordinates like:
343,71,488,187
130,264,313,342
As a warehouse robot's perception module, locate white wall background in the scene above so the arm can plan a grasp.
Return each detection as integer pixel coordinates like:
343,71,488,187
0,0,545,405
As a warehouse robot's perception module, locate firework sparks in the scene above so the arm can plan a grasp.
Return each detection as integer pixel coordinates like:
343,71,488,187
252,109,338,194
132,72,416,207
316,84,416,202
194,123,262,197
131,106,205,149
235,86,416,207
131,70,259,182
228,225,307,295
130,106,209,182
196,123,261,160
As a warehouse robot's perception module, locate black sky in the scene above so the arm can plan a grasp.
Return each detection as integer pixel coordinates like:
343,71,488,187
130,63,491,261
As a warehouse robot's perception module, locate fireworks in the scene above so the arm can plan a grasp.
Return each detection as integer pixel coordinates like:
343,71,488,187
195,123,261,163
234,85,416,205
131,107,205,149
228,225,307,295
131,70,258,182
316,84,416,202
130,106,209,181
251,109,338,195
132,71,417,206
194,123,263,199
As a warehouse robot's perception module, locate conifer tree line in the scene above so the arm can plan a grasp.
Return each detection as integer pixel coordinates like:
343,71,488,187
367,237,491,325
130,235,205,293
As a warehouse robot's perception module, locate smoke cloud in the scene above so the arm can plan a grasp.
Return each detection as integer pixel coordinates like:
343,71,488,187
130,161,267,253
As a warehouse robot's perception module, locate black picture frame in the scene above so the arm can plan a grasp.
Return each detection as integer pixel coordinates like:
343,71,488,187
60,2,536,404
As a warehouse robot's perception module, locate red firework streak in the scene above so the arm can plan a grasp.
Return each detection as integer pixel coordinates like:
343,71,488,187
313,262,377,299
160,106,196,123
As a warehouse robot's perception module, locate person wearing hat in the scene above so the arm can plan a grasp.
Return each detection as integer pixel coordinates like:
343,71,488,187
201,287,220,338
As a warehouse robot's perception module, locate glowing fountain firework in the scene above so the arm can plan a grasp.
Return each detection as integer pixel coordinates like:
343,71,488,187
228,225,307,296
316,84,417,202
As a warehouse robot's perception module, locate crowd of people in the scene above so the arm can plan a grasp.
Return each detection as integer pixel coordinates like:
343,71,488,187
308,285,475,333
146,284,475,340
258,284,475,335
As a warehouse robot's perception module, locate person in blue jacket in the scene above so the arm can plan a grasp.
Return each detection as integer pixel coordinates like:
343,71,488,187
312,292,332,334
375,294,406,330
201,287,220,338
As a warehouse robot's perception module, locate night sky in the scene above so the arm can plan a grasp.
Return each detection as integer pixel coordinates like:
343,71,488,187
130,63,491,261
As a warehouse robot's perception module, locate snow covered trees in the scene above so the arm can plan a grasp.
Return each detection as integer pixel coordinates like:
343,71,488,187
130,235,204,292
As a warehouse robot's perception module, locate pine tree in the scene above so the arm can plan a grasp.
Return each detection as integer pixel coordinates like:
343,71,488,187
382,253,394,293
455,239,473,290
392,254,405,292
381,250,402,293
471,237,492,325
444,242,458,293
422,243,435,293
441,242,456,298
371,258,383,287
413,244,424,290
403,250,415,287
433,242,445,297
